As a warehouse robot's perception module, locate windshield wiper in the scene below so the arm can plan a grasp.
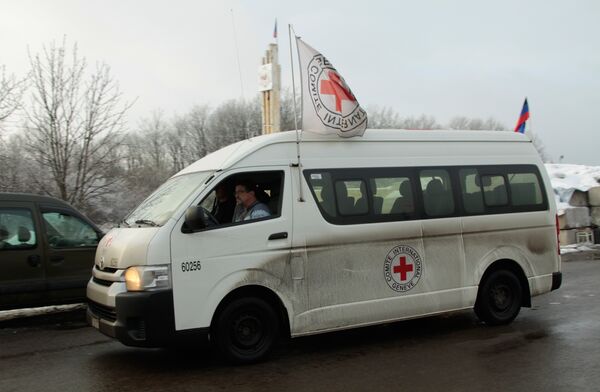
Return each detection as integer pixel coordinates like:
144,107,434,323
119,219,131,227
134,219,159,227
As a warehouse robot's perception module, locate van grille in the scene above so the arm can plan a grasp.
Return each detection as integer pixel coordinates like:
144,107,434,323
95,265,118,273
88,301,117,322
92,277,113,287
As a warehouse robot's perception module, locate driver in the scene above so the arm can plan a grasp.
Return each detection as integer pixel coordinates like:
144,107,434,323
233,180,271,222
210,183,236,224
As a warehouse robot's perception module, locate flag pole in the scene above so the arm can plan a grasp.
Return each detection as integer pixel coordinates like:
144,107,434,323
288,24,304,202
526,97,533,135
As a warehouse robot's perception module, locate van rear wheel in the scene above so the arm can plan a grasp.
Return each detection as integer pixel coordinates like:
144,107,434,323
212,297,279,364
475,269,522,326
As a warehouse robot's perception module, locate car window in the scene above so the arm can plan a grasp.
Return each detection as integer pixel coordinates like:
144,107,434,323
508,172,543,206
192,170,284,230
420,169,455,217
42,211,99,248
459,168,485,214
335,180,368,215
0,208,37,250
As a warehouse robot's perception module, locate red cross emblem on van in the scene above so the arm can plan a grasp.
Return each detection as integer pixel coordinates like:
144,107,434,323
384,245,423,292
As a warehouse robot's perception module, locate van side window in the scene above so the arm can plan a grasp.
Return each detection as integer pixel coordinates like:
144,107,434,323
42,212,99,248
305,165,547,224
420,169,454,217
508,172,543,206
335,180,368,215
308,172,337,217
0,209,37,250
372,177,414,215
459,169,485,214
481,175,508,206
352,181,369,214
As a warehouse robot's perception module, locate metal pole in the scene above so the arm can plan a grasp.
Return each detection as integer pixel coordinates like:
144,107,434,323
288,24,304,202
230,9,245,99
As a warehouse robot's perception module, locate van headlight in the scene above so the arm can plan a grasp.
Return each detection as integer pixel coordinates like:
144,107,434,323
125,265,171,292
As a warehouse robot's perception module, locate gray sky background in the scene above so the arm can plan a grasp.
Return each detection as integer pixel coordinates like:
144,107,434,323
1,0,598,164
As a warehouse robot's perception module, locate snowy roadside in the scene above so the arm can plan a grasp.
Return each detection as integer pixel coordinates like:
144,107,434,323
560,244,600,262
0,303,86,322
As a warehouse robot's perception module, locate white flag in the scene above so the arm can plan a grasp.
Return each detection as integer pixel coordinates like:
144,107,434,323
296,37,367,137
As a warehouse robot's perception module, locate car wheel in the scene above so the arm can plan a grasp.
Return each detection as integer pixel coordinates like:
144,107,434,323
212,297,279,364
475,269,523,326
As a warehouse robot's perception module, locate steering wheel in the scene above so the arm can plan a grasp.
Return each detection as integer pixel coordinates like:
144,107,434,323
200,207,220,226
48,235,61,247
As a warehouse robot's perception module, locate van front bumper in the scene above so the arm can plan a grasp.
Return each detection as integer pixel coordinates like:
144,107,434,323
87,289,193,347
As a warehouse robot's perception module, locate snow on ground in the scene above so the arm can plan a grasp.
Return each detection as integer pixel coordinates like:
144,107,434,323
560,243,600,254
545,163,600,214
0,303,85,322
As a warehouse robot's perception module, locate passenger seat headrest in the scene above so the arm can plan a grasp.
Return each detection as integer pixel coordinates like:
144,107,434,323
399,181,412,197
335,182,349,197
18,226,31,243
0,225,8,240
426,179,444,194
475,175,491,188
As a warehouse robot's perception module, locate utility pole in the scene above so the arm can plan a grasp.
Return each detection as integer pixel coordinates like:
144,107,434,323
259,43,281,134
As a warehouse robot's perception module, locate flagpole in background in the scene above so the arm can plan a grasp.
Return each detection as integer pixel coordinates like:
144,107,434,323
230,9,245,100
288,24,304,202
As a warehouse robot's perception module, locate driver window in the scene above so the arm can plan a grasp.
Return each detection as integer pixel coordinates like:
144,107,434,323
198,171,284,228
42,211,99,248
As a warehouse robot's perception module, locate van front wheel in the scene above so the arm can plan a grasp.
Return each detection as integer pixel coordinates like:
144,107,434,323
212,297,279,364
475,269,522,326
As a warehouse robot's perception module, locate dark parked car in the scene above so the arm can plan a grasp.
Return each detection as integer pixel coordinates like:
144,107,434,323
0,193,103,310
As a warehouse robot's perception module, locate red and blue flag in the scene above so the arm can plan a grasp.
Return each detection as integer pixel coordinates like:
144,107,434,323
514,98,529,133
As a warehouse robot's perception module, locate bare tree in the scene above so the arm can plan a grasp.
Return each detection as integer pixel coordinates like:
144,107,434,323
530,131,550,162
137,110,171,175
448,116,507,131
399,114,441,130
172,104,212,165
23,39,131,210
0,134,35,192
367,106,441,130
0,65,27,130
366,106,402,129
208,98,261,150
280,88,301,131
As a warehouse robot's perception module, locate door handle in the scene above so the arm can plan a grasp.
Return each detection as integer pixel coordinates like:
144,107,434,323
50,256,64,264
268,232,288,240
27,255,41,267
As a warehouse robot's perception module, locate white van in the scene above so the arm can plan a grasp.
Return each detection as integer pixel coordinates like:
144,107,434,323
87,129,561,363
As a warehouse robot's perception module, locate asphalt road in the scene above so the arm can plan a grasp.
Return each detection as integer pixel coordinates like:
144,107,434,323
1,260,599,392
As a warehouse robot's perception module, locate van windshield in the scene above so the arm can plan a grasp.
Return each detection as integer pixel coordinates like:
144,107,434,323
124,171,212,227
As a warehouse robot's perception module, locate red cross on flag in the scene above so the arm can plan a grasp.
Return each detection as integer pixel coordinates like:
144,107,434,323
296,37,367,138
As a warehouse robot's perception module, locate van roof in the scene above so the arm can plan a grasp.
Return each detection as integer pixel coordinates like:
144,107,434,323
175,129,531,176
0,192,74,206
0,192,100,230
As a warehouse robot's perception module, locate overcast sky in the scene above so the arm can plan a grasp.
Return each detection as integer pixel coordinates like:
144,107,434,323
1,0,598,164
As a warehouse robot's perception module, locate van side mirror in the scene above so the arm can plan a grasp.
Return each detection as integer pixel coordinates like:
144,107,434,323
183,206,208,233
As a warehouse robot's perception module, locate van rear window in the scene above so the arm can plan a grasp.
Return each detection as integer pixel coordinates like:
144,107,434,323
508,172,543,206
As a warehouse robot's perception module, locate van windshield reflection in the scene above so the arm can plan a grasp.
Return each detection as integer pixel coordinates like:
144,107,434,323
125,171,211,227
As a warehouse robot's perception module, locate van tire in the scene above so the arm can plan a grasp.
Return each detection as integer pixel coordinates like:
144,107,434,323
212,297,279,364
475,269,522,326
